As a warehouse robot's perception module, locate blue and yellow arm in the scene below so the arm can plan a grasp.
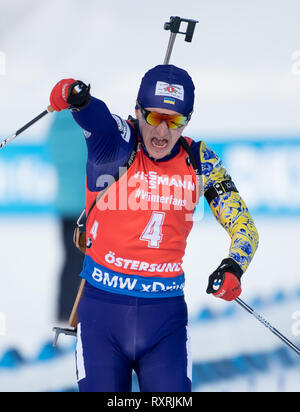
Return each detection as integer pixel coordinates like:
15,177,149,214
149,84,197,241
199,141,259,273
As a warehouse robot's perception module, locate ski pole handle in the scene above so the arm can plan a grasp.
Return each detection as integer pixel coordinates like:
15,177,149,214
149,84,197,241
0,105,54,150
163,16,199,65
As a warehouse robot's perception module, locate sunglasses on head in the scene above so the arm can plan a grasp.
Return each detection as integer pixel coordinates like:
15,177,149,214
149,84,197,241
136,101,191,130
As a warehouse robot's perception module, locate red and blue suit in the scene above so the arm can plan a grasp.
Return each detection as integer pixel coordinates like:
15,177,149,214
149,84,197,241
70,96,258,392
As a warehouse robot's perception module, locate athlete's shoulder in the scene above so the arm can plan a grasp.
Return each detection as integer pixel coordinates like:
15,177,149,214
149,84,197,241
182,136,214,155
183,138,230,188
182,137,221,172
198,141,222,168
198,141,232,193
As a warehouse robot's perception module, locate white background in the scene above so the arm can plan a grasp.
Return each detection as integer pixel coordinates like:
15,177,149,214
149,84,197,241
0,0,300,138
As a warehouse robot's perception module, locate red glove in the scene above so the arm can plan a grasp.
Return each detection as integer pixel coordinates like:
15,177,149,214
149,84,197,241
206,258,243,301
50,78,77,111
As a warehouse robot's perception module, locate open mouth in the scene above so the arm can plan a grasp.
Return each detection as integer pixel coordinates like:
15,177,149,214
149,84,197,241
151,137,168,149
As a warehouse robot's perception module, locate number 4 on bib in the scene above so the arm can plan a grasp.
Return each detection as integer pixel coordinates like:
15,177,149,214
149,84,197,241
140,212,165,248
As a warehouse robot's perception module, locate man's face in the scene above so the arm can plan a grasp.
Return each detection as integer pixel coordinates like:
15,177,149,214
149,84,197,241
135,107,189,160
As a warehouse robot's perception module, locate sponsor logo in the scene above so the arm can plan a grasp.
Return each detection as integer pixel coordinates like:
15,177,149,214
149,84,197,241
155,81,184,101
104,250,183,274
112,114,131,143
91,266,185,294
94,169,198,214
133,171,195,191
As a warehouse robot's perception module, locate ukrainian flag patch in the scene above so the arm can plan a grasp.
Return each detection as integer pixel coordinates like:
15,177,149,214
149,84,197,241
163,97,175,105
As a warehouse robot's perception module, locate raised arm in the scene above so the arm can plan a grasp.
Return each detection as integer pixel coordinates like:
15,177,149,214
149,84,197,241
49,78,136,189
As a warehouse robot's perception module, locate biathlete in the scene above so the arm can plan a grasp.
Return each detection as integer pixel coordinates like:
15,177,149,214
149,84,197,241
49,64,259,392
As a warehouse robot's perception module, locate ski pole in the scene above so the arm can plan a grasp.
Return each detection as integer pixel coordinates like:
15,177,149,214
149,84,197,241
235,297,300,356
0,105,54,150
163,16,199,65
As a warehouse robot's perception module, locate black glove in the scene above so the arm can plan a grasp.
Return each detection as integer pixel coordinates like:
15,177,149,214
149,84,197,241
67,80,91,110
206,258,243,301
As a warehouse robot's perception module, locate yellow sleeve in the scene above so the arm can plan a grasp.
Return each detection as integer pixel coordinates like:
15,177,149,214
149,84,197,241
199,141,259,273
